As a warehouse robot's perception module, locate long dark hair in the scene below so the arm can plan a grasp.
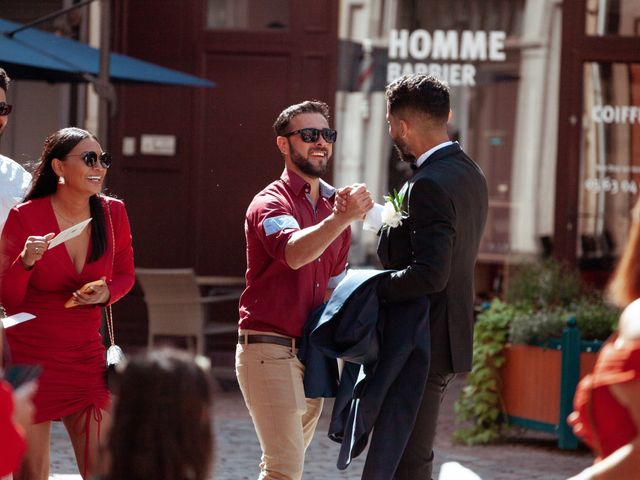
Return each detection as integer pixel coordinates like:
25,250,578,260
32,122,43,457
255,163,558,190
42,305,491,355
107,348,214,480
24,127,107,262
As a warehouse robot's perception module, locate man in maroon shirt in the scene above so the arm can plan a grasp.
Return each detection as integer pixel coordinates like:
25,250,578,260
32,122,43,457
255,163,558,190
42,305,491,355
237,100,373,479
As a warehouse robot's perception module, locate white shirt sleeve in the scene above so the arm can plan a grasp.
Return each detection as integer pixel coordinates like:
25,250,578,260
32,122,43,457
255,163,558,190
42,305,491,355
0,155,32,232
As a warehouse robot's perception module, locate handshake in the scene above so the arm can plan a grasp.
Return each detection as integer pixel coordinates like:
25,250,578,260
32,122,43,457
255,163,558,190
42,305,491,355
333,183,375,223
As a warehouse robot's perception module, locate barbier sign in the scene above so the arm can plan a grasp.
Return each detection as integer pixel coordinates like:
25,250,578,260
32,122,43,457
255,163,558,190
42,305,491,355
387,29,507,86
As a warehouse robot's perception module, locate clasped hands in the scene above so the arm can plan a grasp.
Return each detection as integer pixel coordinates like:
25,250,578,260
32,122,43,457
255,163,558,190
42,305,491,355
333,183,374,222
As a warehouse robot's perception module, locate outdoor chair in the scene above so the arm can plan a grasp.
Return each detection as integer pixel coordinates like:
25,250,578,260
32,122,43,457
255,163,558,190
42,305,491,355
135,268,241,355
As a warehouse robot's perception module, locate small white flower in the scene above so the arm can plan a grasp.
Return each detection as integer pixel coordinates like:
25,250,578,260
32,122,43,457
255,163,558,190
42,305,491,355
382,201,404,228
381,189,407,229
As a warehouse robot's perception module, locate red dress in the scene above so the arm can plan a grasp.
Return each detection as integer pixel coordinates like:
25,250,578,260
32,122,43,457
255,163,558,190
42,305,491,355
0,195,134,423
571,334,640,460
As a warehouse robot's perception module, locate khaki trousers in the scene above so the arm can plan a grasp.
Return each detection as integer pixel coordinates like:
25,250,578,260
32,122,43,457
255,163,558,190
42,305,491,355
236,330,323,480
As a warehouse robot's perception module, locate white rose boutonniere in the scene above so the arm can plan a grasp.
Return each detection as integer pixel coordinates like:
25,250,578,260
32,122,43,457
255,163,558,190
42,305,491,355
382,189,407,229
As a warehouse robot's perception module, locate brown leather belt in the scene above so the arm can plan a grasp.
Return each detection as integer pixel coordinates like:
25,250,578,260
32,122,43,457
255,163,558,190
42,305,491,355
238,334,301,349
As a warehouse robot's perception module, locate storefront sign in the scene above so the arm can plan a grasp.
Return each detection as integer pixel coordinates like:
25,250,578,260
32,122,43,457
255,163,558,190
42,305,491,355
591,105,640,123
387,29,506,86
584,165,640,195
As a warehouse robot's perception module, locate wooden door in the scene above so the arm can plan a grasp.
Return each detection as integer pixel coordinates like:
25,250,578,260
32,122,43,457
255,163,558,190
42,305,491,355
106,0,339,346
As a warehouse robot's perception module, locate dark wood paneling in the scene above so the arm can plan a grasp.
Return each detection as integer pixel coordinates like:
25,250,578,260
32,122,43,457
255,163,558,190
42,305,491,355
293,1,332,33
108,0,339,347
113,0,197,71
196,52,291,275
554,0,640,265
300,54,331,98
108,83,198,268
553,3,582,264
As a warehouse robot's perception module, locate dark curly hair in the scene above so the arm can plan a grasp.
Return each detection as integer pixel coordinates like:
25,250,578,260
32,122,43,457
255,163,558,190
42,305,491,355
385,74,450,122
273,100,331,136
106,348,214,480
24,127,107,262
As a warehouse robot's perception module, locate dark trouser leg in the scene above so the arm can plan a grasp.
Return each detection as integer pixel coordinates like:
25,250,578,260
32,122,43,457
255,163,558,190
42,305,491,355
394,371,456,480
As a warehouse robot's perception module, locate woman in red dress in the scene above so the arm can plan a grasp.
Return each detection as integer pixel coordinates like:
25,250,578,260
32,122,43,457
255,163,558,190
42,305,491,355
0,127,134,480
568,199,640,480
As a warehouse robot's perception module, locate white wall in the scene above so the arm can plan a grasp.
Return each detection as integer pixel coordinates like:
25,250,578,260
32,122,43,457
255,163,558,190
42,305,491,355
336,0,395,264
509,0,562,254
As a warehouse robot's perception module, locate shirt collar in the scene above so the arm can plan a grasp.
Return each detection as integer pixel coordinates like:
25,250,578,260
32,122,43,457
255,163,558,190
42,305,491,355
281,168,335,199
319,179,336,198
415,141,455,168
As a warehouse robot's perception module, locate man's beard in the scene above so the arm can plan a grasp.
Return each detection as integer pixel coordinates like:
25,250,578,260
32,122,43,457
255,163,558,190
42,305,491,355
393,137,416,164
289,141,329,178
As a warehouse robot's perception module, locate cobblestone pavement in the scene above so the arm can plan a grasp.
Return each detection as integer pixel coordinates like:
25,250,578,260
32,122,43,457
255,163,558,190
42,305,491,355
50,375,593,480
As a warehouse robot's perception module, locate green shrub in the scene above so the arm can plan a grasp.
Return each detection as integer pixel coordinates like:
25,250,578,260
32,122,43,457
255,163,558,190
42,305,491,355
567,298,618,341
453,299,517,445
505,258,583,310
454,259,620,446
508,298,618,345
509,307,567,344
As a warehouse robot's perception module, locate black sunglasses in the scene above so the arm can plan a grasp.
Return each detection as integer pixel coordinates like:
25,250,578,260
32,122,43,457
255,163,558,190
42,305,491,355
67,151,112,169
283,127,337,144
0,102,13,116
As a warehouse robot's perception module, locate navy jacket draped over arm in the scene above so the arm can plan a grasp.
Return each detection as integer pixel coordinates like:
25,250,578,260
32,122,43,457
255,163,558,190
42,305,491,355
301,269,430,480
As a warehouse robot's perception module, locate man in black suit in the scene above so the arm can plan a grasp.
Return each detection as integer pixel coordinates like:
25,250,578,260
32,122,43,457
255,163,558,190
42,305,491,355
377,74,488,479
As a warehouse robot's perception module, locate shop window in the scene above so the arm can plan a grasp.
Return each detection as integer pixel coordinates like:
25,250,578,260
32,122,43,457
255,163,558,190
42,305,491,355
578,62,640,269
206,0,289,30
360,0,567,299
585,0,640,36
390,0,559,265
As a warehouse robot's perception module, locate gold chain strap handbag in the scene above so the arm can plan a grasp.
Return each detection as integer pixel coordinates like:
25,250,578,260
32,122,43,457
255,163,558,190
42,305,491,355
104,198,126,391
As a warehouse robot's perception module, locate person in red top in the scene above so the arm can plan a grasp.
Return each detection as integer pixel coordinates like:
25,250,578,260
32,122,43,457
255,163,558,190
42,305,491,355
0,323,36,478
0,127,135,480
568,198,640,480
237,100,373,480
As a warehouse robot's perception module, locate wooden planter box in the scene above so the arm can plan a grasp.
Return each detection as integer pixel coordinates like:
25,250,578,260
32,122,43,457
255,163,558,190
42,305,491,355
498,320,601,449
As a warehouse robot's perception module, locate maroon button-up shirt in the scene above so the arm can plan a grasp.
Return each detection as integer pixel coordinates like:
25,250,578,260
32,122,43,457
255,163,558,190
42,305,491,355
239,168,351,338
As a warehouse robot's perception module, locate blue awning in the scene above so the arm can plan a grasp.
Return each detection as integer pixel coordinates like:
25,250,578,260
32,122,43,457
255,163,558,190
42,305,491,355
0,18,214,87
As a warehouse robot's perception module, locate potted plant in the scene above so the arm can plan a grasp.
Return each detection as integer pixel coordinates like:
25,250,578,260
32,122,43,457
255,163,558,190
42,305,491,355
454,259,619,447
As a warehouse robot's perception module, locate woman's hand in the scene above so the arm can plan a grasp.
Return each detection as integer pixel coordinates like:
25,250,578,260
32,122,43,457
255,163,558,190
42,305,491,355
71,276,111,306
20,233,55,269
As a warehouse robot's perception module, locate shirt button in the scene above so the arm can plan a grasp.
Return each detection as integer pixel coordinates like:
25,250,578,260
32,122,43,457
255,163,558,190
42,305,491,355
317,258,321,262
316,283,320,288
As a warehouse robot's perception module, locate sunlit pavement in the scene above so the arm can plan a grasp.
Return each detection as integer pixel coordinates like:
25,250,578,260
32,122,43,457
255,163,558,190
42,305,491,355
50,375,592,480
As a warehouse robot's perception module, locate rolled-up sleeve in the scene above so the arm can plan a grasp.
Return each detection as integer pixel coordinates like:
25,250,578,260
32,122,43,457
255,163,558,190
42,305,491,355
249,194,301,265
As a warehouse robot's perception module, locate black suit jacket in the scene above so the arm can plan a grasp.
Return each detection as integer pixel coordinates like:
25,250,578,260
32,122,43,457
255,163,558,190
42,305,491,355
377,142,488,373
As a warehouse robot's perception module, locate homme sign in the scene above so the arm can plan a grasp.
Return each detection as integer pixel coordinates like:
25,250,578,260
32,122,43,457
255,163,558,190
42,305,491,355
387,29,507,86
